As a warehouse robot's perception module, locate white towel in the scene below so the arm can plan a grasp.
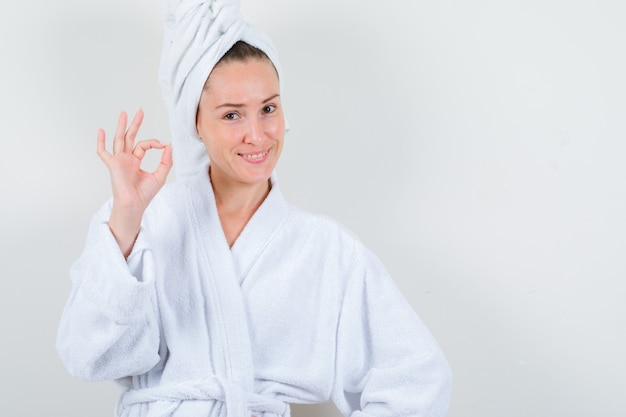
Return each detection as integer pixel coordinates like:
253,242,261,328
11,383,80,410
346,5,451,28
159,0,287,178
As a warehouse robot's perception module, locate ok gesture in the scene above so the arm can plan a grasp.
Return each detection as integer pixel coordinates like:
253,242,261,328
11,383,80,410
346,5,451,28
97,109,173,257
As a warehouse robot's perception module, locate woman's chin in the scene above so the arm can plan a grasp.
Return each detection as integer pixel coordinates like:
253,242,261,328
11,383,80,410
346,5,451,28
234,167,274,186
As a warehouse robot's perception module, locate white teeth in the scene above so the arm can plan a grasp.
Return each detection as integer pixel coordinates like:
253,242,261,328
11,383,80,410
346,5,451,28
241,151,267,160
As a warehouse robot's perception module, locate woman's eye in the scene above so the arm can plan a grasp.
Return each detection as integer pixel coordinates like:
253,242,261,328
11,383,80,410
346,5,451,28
263,105,276,114
224,112,239,120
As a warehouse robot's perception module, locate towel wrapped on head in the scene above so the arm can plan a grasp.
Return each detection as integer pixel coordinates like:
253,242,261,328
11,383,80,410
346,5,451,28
159,0,286,178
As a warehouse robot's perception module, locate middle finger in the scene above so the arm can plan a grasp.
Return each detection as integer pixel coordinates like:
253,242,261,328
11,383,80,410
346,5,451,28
124,108,145,153
113,111,128,155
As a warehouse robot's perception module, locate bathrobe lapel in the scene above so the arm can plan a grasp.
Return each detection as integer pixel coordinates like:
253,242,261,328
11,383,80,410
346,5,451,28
230,177,289,285
187,169,288,416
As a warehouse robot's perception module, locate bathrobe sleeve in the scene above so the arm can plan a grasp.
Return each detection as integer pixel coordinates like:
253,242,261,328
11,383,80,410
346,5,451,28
56,201,161,381
331,245,452,417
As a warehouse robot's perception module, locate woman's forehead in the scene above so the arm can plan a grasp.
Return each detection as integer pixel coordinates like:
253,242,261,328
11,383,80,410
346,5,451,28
202,59,280,103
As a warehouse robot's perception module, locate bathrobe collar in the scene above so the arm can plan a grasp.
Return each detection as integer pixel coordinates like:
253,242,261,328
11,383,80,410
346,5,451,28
230,177,290,284
190,165,290,281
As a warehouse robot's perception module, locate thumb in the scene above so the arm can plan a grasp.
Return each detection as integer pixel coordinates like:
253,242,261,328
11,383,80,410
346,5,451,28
153,145,173,185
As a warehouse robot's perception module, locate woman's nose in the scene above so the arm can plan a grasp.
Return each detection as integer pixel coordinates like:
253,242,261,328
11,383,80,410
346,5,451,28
243,118,263,145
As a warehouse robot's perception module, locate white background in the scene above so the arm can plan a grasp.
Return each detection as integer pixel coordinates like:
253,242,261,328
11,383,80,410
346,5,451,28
1,1,625,416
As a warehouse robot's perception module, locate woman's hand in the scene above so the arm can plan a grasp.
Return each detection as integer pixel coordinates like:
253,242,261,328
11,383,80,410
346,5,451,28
97,109,173,257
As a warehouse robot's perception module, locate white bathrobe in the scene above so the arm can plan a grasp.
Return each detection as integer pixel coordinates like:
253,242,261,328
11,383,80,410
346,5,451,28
57,167,452,417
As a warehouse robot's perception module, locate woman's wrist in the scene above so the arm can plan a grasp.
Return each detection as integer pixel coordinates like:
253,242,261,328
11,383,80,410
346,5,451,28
108,205,144,258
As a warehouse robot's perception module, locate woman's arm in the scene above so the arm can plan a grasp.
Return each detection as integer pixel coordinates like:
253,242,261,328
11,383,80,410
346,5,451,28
56,202,162,381
56,110,172,380
332,248,452,417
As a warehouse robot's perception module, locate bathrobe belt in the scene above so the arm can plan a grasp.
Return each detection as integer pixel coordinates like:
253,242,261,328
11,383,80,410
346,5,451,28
118,376,289,416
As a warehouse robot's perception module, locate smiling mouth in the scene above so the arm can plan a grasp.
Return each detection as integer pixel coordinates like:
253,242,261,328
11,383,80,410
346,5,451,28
239,150,269,160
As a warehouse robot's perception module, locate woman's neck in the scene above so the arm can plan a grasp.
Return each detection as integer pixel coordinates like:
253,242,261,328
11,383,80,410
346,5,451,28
208,167,271,247
210,171,270,213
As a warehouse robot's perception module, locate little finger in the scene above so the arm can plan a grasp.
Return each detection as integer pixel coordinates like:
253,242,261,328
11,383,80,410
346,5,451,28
96,128,112,164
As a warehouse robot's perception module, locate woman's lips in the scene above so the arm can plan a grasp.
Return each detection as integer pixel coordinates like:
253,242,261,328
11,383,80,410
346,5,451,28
239,149,269,163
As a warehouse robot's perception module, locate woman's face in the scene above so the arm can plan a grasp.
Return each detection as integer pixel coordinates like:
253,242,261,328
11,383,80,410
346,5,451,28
196,58,284,188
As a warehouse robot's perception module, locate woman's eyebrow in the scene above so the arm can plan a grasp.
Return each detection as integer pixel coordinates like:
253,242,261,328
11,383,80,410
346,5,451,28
215,94,280,110
262,94,280,103
215,102,244,109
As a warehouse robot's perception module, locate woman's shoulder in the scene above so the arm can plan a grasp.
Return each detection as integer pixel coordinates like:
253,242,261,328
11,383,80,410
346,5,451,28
287,203,354,237
283,202,372,260
278,203,392,293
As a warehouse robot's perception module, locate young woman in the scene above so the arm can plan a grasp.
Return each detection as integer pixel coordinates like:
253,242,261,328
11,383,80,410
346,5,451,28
57,2,452,416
